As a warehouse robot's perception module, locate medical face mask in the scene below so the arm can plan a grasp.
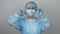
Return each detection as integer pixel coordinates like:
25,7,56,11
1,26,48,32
26,9,36,16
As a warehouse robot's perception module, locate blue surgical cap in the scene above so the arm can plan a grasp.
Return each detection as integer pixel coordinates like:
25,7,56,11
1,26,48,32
25,1,37,11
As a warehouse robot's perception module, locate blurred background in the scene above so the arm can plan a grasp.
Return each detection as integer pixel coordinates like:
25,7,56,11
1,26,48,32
0,0,60,34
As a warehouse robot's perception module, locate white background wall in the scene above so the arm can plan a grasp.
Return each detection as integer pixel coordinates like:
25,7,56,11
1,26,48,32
0,0,60,34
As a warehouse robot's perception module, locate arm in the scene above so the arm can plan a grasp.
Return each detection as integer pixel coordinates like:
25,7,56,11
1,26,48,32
38,8,51,32
8,10,24,31
41,16,51,32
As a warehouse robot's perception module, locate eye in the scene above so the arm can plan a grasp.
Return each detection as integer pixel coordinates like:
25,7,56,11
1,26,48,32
28,7,30,9
31,7,34,9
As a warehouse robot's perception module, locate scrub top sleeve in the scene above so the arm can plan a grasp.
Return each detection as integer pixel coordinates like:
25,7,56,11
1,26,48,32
8,12,23,31
41,17,51,32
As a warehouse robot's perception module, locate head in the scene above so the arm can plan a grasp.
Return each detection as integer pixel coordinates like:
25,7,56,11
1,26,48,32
25,1,37,16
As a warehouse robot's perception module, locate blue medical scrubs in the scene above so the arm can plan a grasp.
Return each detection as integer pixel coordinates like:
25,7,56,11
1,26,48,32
8,13,51,34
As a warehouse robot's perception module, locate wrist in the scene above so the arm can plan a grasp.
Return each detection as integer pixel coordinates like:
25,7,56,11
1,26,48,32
40,15,44,19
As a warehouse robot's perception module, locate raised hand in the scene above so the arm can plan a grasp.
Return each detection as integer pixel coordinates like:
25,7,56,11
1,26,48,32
37,8,43,16
17,9,24,16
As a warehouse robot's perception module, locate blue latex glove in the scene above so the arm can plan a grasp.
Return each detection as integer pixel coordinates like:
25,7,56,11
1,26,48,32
16,9,24,16
37,8,43,16
19,9,24,16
